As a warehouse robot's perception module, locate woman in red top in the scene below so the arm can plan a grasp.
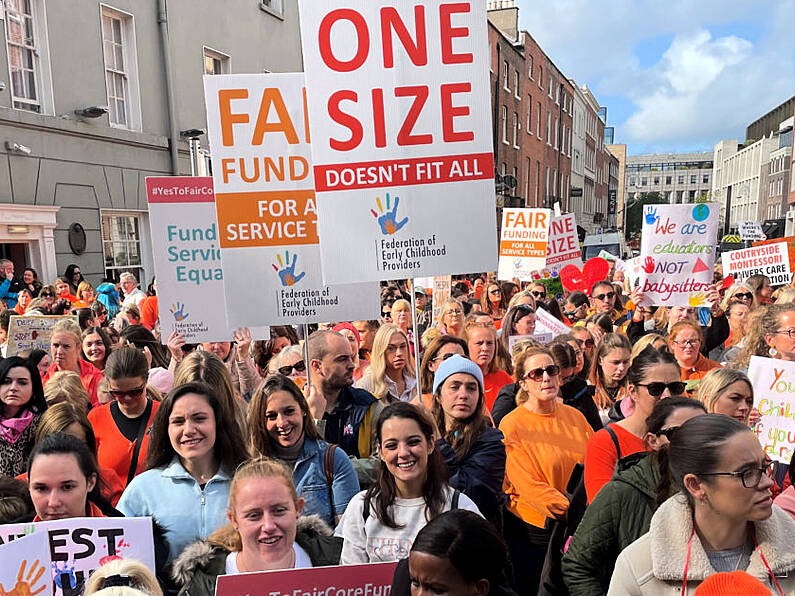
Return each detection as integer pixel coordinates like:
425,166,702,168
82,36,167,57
667,320,721,394
465,321,512,411
42,319,103,408
88,347,159,488
584,345,684,502
480,281,506,329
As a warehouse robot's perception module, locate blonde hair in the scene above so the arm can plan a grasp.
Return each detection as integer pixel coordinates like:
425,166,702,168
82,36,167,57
51,318,82,347
86,558,162,596
721,283,754,311
43,370,90,410
775,287,795,304
464,322,500,374
77,281,94,301
734,304,795,369
90,588,150,596
391,299,411,314
364,323,416,400
207,457,299,552
695,368,752,423
507,289,536,310
436,298,465,336
421,326,441,349
514,346,554,406
630,333,666,362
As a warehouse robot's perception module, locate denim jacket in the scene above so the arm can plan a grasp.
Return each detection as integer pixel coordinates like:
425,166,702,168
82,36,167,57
117,457,232,562
293,438,360,527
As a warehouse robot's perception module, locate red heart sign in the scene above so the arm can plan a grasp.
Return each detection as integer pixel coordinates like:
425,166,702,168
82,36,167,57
560,257,611,295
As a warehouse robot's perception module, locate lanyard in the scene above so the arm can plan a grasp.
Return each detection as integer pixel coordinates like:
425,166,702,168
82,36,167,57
681,526,784,595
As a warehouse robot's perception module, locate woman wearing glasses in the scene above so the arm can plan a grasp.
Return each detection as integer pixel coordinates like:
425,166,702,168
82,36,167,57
584,346,684,503
499,346,594,593
720,282,755,312
563,396,706,596
667,321,721,392
118,380,248,563
734,304,795,372
88,347,160,489
271,345,308,392
415,335,468,409
608,414,795,595
480,281,506,329
564,291,590,324
436,298,466,338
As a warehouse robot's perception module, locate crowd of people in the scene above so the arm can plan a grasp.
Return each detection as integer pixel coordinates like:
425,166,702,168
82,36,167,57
2,258,795,595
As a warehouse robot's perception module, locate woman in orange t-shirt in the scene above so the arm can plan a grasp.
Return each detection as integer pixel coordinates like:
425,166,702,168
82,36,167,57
667,320,721,395
466,322,512,411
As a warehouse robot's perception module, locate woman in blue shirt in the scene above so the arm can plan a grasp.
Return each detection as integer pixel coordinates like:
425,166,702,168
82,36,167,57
247,374,359,527
117,380,248,562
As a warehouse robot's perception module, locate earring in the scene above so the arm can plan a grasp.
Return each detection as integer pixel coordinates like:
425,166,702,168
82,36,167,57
770,347,778,357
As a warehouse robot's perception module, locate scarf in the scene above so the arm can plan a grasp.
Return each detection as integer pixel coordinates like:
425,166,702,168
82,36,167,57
1,409,34,444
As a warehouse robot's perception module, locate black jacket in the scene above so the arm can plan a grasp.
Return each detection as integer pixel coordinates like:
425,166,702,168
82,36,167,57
560,378,603,431
491,382,519,428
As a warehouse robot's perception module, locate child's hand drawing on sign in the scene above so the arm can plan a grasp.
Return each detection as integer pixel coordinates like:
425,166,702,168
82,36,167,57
0,560,47,596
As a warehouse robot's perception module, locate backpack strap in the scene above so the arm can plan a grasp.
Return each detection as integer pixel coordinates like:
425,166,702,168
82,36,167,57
362,493,371,523
451,489,460,509
324,444,337,522
126,400,153,486
604,424,622,460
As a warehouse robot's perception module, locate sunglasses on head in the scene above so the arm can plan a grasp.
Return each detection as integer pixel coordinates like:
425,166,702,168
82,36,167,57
278,360,306,376
515,304,535,314
524,364,560,381
637,381,687,397
594,291,615,301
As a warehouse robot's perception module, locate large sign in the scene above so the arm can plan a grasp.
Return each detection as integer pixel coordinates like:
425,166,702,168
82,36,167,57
203,73,380,327
748,356,795,463
432,275,452,323
298,1,497,283
6,315,78,357
545,213,583,275
639,203,719,307
0,517,155,596
498,208,551,281
721,242,792,286
215,562,397,596
0,532,53,596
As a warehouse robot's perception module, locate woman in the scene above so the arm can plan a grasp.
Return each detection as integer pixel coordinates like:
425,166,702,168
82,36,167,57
90,300,109,327
466,322,513,412
562,397,707,596
72,281,96,309
586,313,614,344
735,303,795,370
436,298,466,338
172,458,342,596
339,402,480,564
271,345,307,392
88,347,160,488
549,340,602,431
333,322,367,381
747,273,773,307
667,321,722,392
252,326,299,376
498,304,536,365
499,346,594,593
391,299,412,336
491,339,541,428
720,282,755,312
24,348,52,378
391,510,517,596
725,301,750,348
588,333,631,424
118,381,248,562
431,355,505,525
416,335,468,409
22,267,42,298
247,374,359,526
25,432,118,520
584,346,684,503
564,291,590,325
43,370,91,411
42,319,104,407
696,368,755,426
54,276,78,305
629,332,667,360
64,264,84,294
563,333,588,379
0,356,47,476
121,325,170,370
38,284,57,309
572,326,596,362
502,281,520,304
82,326,112,372
608,415,795,594
13,288,32,314
480,281,506,329
85,559,162,596
356,323,417,403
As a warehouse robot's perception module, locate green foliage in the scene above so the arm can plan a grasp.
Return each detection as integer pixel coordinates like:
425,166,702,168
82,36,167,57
624,192,668,240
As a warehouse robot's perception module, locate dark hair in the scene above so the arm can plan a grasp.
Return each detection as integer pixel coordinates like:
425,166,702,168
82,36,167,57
121,325,170,369
587,312,614,335
23,267,38,281
420,335,469,393
411,509,510,593
591,280,613,296
105,346,149,381
74,307,93,330
367,402,449,529
0,356,47,417
25,349,49,369
0,308,13,333
0,476,33,523
252,326,299,371
81,326,112,367
549,341,576,371
626,345,679,387
146,381,248,474
566,291,589,308
63,265,84,292
27,432,107,511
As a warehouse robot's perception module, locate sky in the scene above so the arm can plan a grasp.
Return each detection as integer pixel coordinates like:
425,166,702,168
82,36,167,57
516,0,795,155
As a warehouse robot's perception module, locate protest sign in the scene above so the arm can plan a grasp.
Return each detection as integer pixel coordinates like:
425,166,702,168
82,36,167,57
498,208,551,281
6,315,78,357
639,203,719,307
202,73,380,327
0,532,52,596
535,306,568,336
624,256,644,289
298,0,497,284
216,561,397,596
509,333,552,349
740,221,766,241
721,242,792,286
0,517,155,596
432,275,452,323
748,355,795,463
544,213,583,276
560,258,610,295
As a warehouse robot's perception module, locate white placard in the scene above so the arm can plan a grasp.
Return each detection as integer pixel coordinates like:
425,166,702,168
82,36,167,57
0,532,53,596
739,221,766,241
544,213,583,277
748,356,795,463
721,242,791,286
498,208,551,281
535,306,568,336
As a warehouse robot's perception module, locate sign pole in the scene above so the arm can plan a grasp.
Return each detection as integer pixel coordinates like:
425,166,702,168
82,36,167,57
409,279,422,396
302,323,312,391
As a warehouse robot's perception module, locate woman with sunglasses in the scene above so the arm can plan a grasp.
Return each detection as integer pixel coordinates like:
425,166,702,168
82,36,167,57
584,346,684,503
480,281,506,330
415,335,468,410
118,380,248,563
608,414,795,595
271,345,308,392
564,291,590,325
720,283,755,312
500,346,594,593
667,321,721,393
563,397,706,596
247,374,359,527
734,304,795,371
88,347,160,489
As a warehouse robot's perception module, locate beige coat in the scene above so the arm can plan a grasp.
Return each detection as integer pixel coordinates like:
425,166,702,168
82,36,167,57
608,494,795,595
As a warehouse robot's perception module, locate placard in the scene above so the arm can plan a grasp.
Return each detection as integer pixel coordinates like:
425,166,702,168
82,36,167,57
432,275,452,323
535,306,568,336
202,73,380,327
0,517,155,596
740,221,766,241
498,208,551,281
545,213,583,275
508,333,553,349
0,532,52,596
215,561,397,596
721,242,792,286
624,256,644,289
748,355,795,463
6,315,78,357
639,203,719,306
298,0,497,283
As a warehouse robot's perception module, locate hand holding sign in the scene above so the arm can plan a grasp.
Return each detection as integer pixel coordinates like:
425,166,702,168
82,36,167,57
0,561,47,596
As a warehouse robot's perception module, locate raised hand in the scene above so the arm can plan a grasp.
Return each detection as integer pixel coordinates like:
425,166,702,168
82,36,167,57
645,207,659,225
233,327,253,357
372,193,408,235
0,560,47,596
273,252,305,287
641,256,655,274
170,302,188,321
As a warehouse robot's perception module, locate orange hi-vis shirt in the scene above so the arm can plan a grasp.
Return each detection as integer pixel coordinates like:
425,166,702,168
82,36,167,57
584,424,646,503
500,404,593,528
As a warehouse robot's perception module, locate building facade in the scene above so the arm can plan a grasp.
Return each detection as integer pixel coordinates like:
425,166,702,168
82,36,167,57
607,143,626,229
624,152,713,206
746,96,795,142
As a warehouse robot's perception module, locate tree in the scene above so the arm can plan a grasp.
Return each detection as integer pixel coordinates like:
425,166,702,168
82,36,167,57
624,192,668,240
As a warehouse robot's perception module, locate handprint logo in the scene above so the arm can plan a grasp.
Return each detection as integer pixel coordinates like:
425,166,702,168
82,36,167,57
52,562,77,590
0,560,47,596
644,207,659,225
170,302,189,322
641,256,655,274
689,292,707,307
99,538,130,565
271,251,305,287
371,193,408,235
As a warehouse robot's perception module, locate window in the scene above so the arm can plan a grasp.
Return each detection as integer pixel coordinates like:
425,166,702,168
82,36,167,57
641,177,647,186
536,102,541,137
690,175,697,184
538,66,543,89
512,112,519,147
528,55,534,79
654,177,660,185
554,117,559,149
546,112,551,145
535,161,541,206
678,175,685,184
203,47,230,75
259,0,284,17
702,174,709,184
101,6,141,129
503,61,509,91
545,166,550,202
514,69,520,98
666,176,672,185
526,96,532,134
501,106,507,144
555,85,560,105
548,75,553,98
102,212,144,282
689,190,696,199
629,177,636,186
552,170,557,200
5,0,52,113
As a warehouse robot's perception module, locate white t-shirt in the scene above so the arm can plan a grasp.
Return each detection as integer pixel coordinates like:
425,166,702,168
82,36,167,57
337,487,481,564
122,288,146,308
224,543,312,574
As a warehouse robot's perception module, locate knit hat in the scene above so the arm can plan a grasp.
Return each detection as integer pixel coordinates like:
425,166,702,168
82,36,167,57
432,354,484,394
694,571,772,595
332,322,360,345
147,367,174,395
